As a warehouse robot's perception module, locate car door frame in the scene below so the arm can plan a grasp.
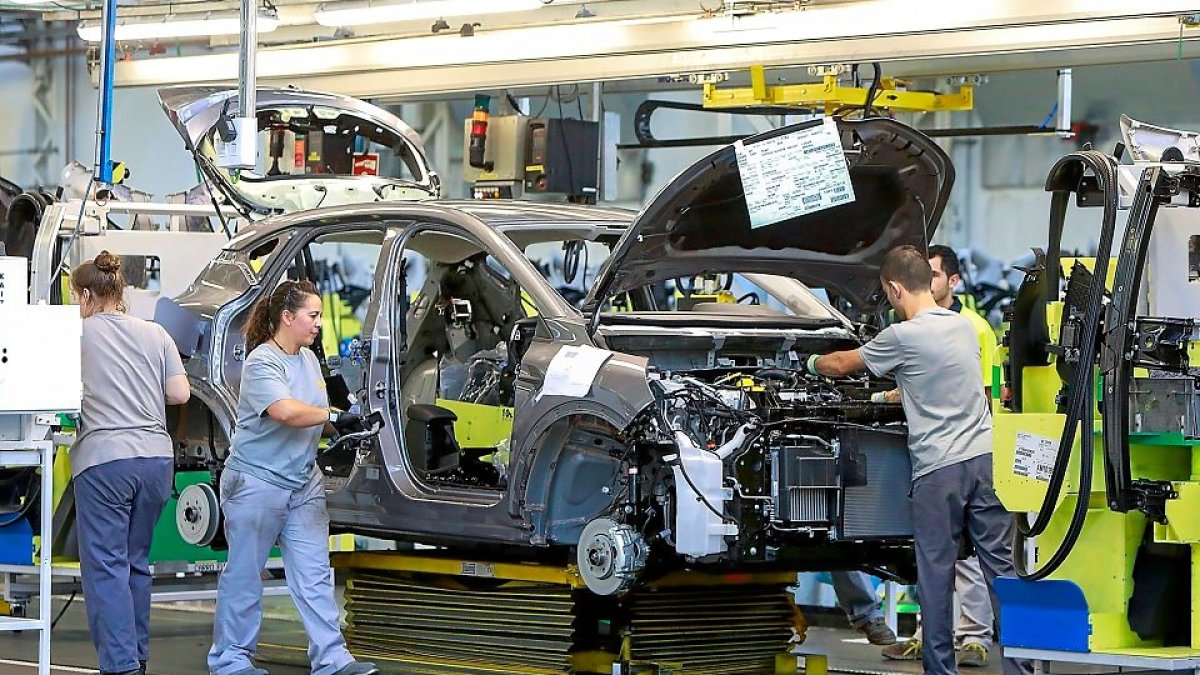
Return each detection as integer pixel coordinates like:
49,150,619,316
211,219,391,423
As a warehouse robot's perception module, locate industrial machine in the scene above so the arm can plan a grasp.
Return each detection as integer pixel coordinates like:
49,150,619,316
0,254,80,675
462,97,603,201
993,116,1200,667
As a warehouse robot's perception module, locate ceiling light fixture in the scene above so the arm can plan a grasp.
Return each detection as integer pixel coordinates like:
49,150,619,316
76,10,280,42
314,0,546,27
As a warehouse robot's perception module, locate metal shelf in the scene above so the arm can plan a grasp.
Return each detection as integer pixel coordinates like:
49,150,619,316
0,616,44,632
0,450,43,467
0,439,53,675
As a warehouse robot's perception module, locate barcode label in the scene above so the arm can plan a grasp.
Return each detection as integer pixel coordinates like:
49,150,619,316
1013,431,1058,482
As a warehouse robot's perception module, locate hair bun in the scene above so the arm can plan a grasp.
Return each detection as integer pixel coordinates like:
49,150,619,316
94,250,121,274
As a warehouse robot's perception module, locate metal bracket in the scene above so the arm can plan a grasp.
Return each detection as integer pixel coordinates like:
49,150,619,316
701,65,975,115
1128,317,1195,373
1128,479,1178,524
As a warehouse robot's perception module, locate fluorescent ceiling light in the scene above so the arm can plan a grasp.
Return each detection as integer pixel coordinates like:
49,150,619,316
77,12,279,42
8,0,60,5
315,0,546,27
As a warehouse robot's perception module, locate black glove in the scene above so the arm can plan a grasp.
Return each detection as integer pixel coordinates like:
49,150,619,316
330,410,365,435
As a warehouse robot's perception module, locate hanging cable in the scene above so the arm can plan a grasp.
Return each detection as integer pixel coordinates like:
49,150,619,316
1014,151,1119,578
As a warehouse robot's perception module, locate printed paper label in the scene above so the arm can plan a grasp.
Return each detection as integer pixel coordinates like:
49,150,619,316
1013,431,1058,482
734,117,855,229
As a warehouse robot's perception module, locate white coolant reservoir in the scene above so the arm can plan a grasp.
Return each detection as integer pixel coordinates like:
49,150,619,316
668,425,751,558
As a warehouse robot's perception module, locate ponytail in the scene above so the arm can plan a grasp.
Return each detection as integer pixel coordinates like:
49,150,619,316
244,279,319,351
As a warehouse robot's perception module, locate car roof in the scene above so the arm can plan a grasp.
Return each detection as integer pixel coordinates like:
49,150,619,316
224,200,635,250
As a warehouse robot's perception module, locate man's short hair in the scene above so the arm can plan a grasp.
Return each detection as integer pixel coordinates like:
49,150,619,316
881,245,933,293
928,244,961,278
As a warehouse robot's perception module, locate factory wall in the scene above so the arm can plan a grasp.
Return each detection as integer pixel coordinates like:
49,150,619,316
0,51,197,199
0,54,1199,268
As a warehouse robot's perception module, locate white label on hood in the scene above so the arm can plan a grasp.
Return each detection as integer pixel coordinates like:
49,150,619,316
735,117,855,229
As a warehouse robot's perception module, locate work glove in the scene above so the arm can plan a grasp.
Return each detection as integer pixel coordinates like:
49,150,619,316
798,353,821,376
329,409,365,435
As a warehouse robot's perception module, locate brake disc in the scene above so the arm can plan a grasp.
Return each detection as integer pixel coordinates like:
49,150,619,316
176,482,220,547
577,516,648,596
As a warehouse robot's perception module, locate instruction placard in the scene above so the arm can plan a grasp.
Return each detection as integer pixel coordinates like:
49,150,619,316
735,117,855,229
541,345,613,398
1013,431,1058,482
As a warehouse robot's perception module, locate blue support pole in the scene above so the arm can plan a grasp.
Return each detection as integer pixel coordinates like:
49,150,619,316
94,0,118,184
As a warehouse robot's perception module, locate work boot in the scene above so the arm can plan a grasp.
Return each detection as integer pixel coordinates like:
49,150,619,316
332,662,380,675
139,660,147,675
858,617,897,645
957,642,990,667
882,639,922,660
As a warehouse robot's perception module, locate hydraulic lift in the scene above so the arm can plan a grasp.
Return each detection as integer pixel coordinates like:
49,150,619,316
255,549,817,675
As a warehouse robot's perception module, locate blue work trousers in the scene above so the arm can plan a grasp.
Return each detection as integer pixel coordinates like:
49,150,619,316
912,455,1032,675
75,457,174,674
207,468,354,675
830,570,882,628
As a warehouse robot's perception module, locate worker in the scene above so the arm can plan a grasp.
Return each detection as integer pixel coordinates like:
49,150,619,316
881,245,999,667
207,280,378,675
805,245,1030,675
70,251,191,675
831,570,897,645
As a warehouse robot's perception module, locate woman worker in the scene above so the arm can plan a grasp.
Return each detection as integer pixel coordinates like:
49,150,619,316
71,251,191,675
207,280,376,675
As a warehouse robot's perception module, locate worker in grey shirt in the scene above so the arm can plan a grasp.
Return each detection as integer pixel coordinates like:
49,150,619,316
71,251,191,675
208,280,377,675
805,245,1031,675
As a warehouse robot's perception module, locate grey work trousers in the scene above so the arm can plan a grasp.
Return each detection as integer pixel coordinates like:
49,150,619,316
75,457,174,674
831,570,883,628
912,455,1032,675
911,555,994,647
207,468,354,675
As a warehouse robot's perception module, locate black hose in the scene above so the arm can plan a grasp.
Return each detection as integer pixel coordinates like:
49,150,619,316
863,62,882,116
1018,152,1117,541
1015,150,1118,578
1016,367,1094,580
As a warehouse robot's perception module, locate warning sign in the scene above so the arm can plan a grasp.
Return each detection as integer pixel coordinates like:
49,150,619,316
353,153,380,176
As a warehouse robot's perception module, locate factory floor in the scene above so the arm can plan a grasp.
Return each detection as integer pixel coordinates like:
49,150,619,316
0,594,1011,675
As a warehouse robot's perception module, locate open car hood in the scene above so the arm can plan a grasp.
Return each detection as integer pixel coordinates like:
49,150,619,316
1120,114,1200,163
158,86,440,216
582,118,953,314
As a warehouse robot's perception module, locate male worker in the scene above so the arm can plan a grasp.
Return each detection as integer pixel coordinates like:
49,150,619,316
805,245,1030,675
881,245,999,667
831,570,896,645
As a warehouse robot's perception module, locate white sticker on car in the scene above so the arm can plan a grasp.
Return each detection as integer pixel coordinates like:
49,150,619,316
1013,431,1058,482
540,345,613,398
735,117,856,229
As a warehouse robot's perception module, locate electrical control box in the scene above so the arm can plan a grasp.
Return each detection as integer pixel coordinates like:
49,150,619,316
462,115,528,185
524,117,599,197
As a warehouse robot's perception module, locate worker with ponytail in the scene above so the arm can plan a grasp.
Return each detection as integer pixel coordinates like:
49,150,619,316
207,279,377,675
71,251,191,675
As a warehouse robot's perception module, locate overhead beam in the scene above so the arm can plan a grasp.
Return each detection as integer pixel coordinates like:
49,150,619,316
109,0,1200,96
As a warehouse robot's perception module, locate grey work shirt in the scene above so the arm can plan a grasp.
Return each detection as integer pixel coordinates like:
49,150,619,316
225,344,328,490
858,307,992,480
72,313,185,477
